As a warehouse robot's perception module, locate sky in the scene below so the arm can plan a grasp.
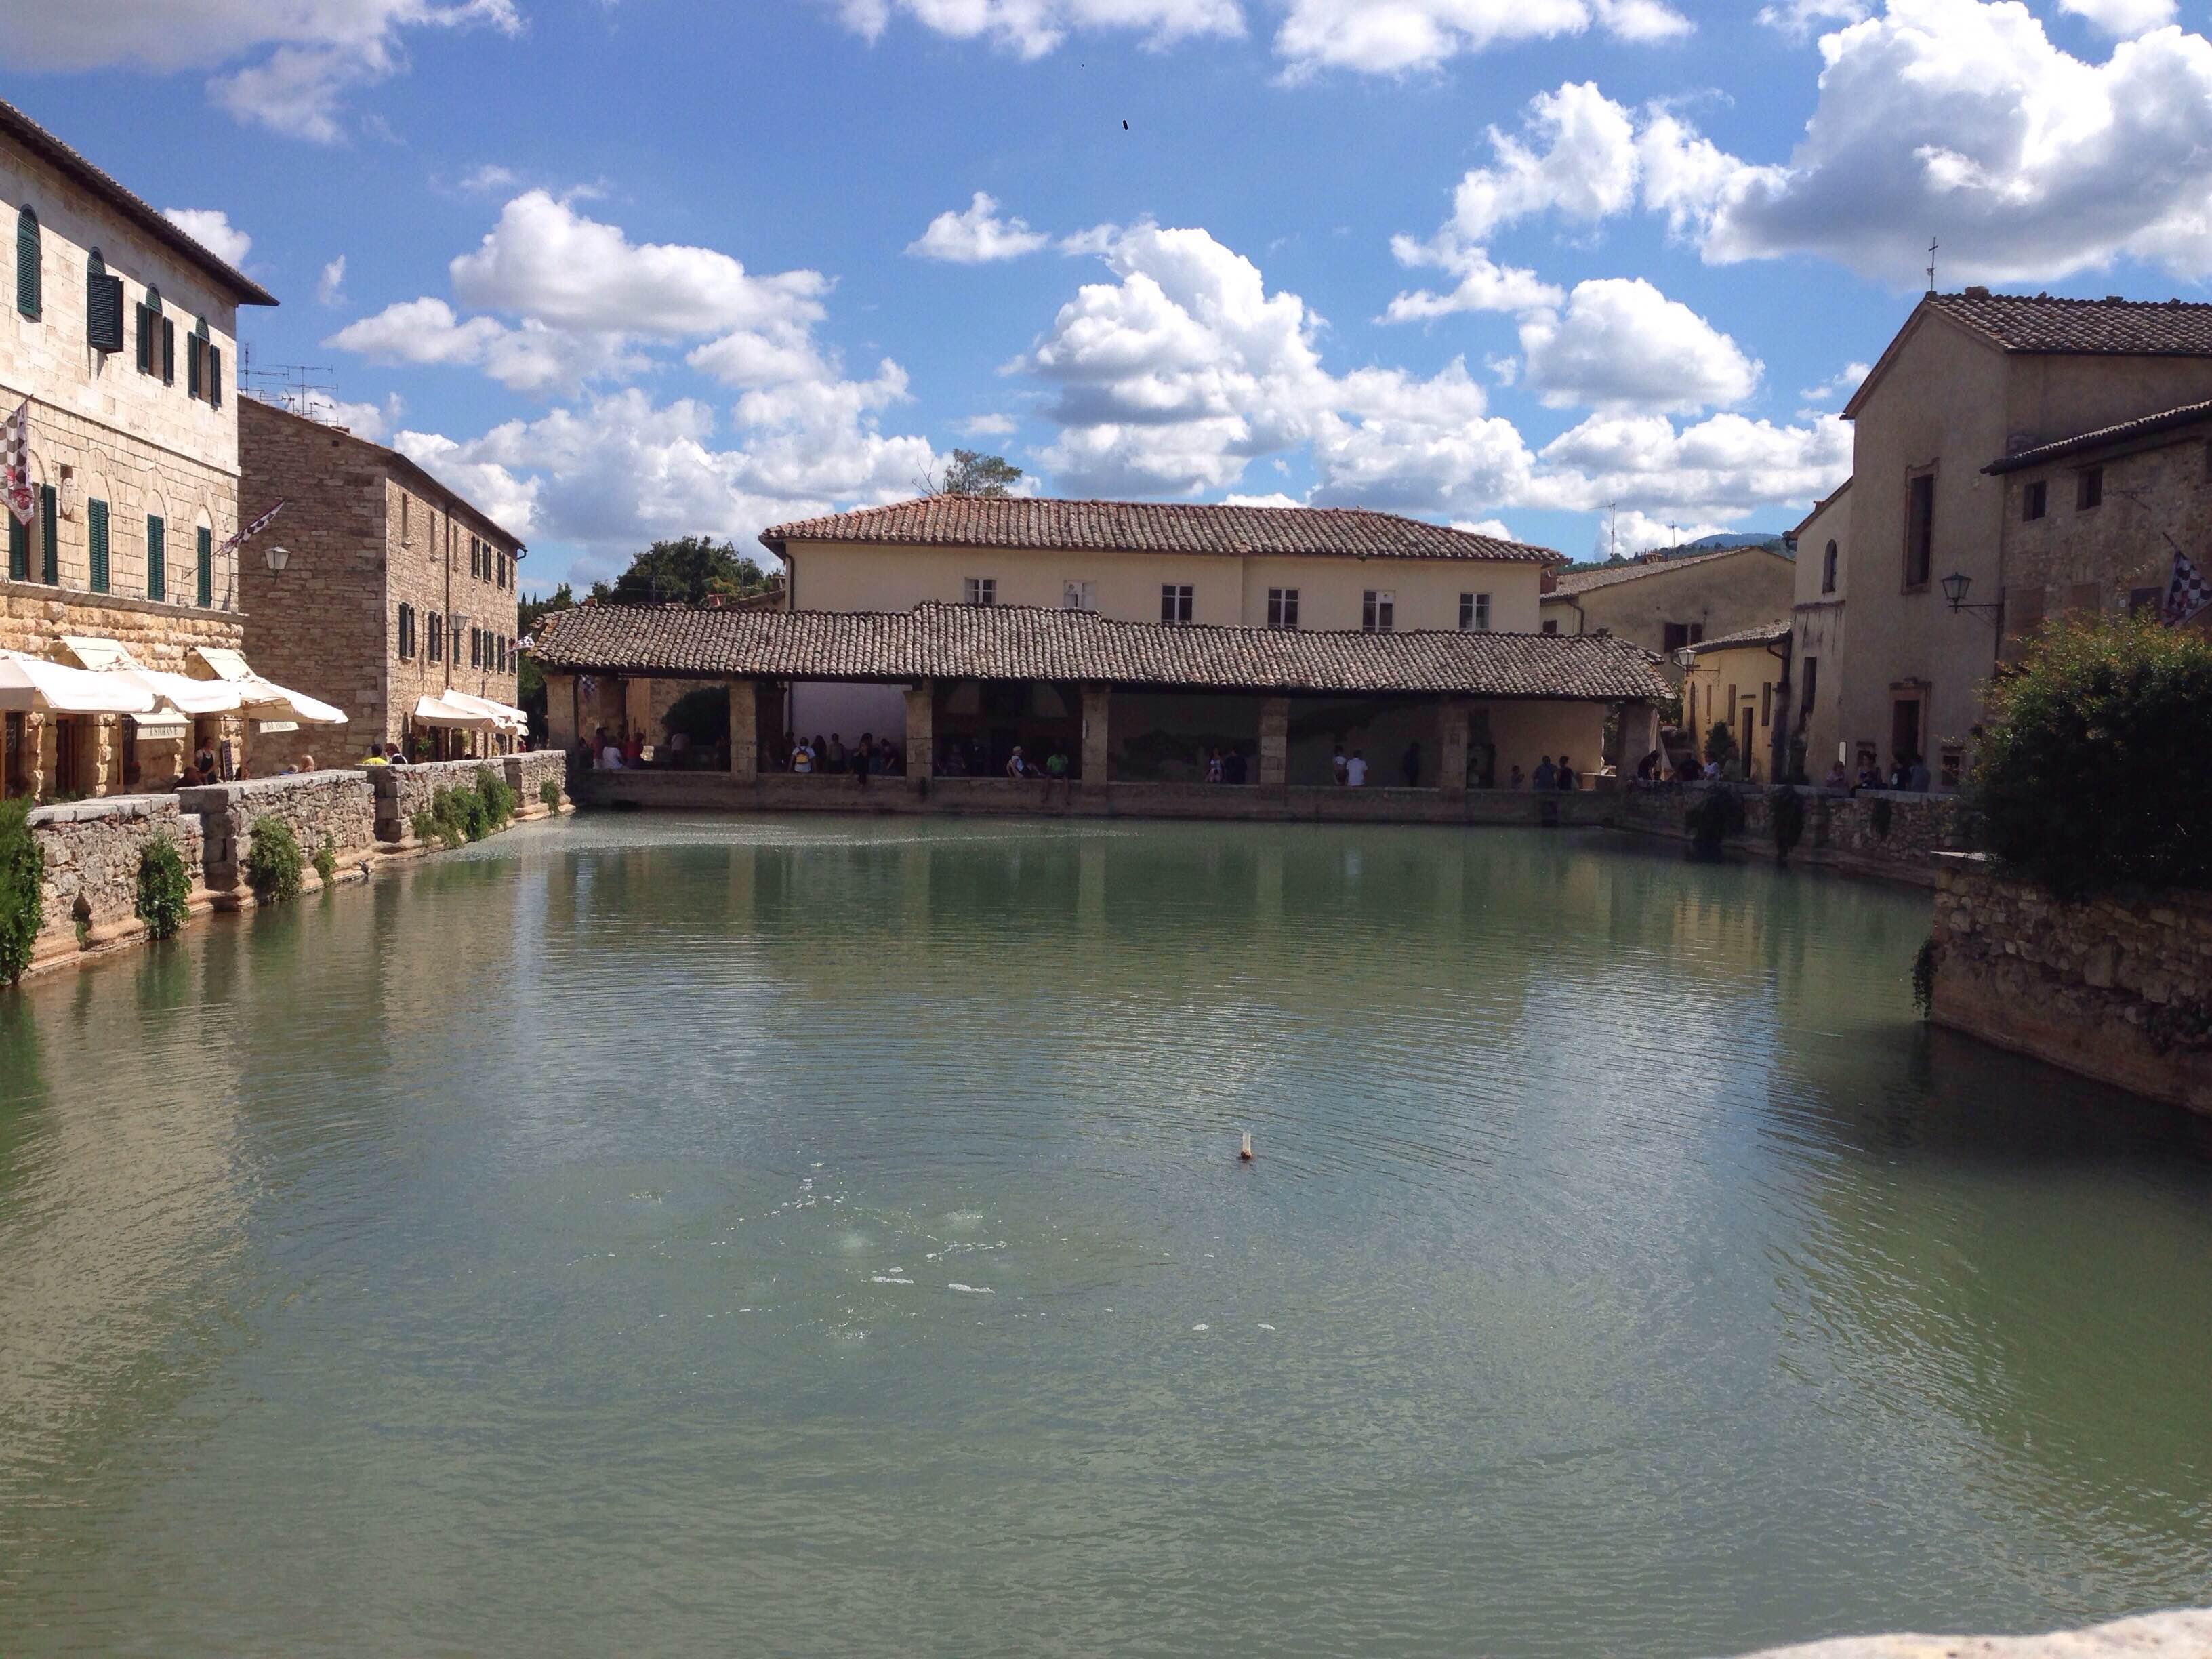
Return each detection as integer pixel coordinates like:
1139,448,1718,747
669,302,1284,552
9,0,2212,594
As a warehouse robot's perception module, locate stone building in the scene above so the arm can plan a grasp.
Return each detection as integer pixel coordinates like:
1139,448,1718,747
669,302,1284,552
1814,289,2212,785
1982,397,2212,655
760,497,1562,747
1678,622,1793,783
1538,544,1796,670
1,98,276,800
1785,483,1851,778
238,397,525,772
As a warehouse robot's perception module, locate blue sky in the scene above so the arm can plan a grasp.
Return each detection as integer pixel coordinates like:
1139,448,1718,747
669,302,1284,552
11,0,2212,592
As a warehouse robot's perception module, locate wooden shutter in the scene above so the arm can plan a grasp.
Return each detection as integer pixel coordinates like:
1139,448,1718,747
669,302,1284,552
85,257,124,353
208,344,222,407
136,302,153,372
161,317,176,384
7,512,24,581
88,499,110,592
197,525,212,607
146,515,165,601
40,486,57,583
187,334,203,399
15,208,38,320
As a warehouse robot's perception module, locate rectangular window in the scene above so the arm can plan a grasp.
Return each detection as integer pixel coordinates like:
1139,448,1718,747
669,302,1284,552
1800,655,1818,718
2023,479,2047,521
964,577,996,606
2129,586,2164,616
1761,681,1772,729
2076,466,2103,511
41,487,58,585
1662,622,1693,654
429,613,444,663
1267,587,1299,628
1161,583,1193,624
397,602,415,660
1541,619,1559,636
1063,580,1097,611
195,524,211,607
1361,589,1394,632
87,498,109,593
135,302,154,373
6,511,23,581
208,344,221,409
470,535,481,580
1940,745,1964,790
161,317,174,385
145,514,164,602
1905,472,1935,589
497,551,508,591
1459,592,1490,631
186,334,202,400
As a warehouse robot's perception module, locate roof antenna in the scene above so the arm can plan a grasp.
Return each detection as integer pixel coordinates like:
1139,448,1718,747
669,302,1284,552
1927,236,1939,294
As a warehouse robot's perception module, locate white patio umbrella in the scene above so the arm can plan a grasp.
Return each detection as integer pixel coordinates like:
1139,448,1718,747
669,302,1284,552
413,692,501,730
0,650,157,715
106,666,243,716
236,678,347,726
439,690,529,734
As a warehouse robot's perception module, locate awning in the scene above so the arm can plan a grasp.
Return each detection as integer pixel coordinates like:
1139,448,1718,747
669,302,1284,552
413,692,501,730
237,679,347,726
58,634,137,672
110,666,243,716
0,651,157,715
440,690,529,734
190,646,255,682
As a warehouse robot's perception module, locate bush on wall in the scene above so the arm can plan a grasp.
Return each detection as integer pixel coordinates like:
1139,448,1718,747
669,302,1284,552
0,797,44,985
245,818,305,904
1973,616,2212,898
135,836,192,940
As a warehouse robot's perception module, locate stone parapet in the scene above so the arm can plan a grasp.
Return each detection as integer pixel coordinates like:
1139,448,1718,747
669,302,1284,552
180,771,378,903
1930,853,2212,1116
24,792,209,967
1599,780,1969,887
506,749,570,819
1738,1608,2212,1657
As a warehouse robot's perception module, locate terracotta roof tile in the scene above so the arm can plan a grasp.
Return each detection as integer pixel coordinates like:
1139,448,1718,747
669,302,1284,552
1984,397,2212,474
1545,544,1788,597
531,602,1669,701
1684,620,1791,655
1930,291,2212,356
761,496,1557,563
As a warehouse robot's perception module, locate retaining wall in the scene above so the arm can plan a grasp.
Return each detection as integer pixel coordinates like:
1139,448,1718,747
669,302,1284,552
508,749,569,818
180,773,381,905
1930,853,2212,1117
25,794,210,970
1599,781,1969,887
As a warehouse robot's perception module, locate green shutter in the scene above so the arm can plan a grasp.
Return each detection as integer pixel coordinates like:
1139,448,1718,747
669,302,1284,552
15,208,39,321
7,512,24,581
146,515,165,601
187,335,202,399
85,256,123,353
87,499,109,592
196,525,212,607
161,317,176,384
136,303,152,373
208,344,222,408
39,486,56,583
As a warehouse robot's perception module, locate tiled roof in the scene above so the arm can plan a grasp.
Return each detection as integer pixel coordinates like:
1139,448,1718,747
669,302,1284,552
1929,291,2212,356
0,100,277,307
1544,544,1785,598
1984,398,2212,474
531,602,1671,701
761,496,1558,563
1684,620,1791,655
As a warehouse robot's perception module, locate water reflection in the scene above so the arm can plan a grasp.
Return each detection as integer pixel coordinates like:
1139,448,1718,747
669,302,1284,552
1,815,2208,1658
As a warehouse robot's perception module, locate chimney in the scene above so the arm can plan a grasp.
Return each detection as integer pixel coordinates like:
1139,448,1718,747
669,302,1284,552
1964,285,1990,299
1540,569,1558,594
704,593,726,610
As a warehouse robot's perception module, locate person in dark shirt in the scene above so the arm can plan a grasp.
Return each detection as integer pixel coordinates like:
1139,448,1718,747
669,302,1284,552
1532,755,1557,790
1556,754,1578,791
1401,741,1421,787
1224,747,1247,785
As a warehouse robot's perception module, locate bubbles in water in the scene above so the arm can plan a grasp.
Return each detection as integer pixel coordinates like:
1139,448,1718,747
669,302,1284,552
947,1283,994,1295
1191,1324,1209,1332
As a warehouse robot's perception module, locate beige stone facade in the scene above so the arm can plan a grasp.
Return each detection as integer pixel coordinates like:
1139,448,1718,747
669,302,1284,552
1540,545,1796,670
0,100,275,802
1679,632,1790,782
238,398,523,772
1786,483,1852,775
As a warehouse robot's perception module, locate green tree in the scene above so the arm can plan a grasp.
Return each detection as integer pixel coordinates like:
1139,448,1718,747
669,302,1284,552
922,450,1023,497
588,537,772,606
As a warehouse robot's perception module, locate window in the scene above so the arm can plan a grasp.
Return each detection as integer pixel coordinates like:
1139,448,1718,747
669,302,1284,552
1940,745,1964,790
1800,655,1818,718
2022,480,2046,522
497,551,509,591
1821,539,1839,592
195,524,211,607
428,613,444,662
145,514,164,602
1904,472,1935,589
136,287,162,375
1661,621,1704,654
964,577,996,606
1063,580,1097,611
397,602,416,660
85,251,123,353
2129,586,2164,616
186,319,221,407
6,510,24,582
1361,589,1394,632
87,498,110,592
2076,466,2103,511
1761,681,1772,729
15,205,39,320
470,535,481,579
1458,592,1490,632
1267,587,1300,628
40,487,58,585
1541,619,1559,636
1161,583,1193,624
477,627,488,669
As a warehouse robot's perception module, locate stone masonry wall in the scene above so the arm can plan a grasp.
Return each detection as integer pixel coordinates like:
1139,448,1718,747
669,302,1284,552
1601,781,1967,886
24,793,207,968
1930,853,2212,1117
508,749,567,816
180,773,379,903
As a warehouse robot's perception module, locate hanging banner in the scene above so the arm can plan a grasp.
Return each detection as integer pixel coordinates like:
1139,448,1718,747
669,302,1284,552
218,499,285,556
3,401,33,529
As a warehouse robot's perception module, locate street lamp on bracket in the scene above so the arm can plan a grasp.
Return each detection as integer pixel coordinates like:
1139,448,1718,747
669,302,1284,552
1940,570,2002,622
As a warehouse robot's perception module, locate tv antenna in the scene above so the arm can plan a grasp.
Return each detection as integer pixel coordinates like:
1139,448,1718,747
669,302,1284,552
1927,237,1939,293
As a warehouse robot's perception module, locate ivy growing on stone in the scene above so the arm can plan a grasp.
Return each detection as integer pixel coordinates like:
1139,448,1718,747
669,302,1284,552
245,818,305,905
0,797,43,985
134,836,191,941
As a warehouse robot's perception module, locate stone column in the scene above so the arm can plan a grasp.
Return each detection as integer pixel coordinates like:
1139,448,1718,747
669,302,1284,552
623,676,652,743
1620,701,1660,776
1258,695,1289,787
1081,684,1111,783
1439,699,1470,794
904,680,935,779
728,679,757,777
26,712,49,802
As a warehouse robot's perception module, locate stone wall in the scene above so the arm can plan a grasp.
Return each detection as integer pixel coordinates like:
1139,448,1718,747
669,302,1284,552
364,754,555,846
24,792,207,968
507,748,568,817
1930,853,2212,1116
1599,781,1968,886
180,772,378,904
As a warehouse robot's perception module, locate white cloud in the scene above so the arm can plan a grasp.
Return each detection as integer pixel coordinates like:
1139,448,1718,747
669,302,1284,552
907,193,1052,263
830,0,1242,56
317,255,348,308
1272,0,1689,77
1755,0,1868,38
9,1,523,141
1799,361,1871,403
459,163,520,194
1382,236,1562,321
161,208,251,267
1591,508,1734,555
961,413,1019,436
1448,81,1642,240
1527,410,1852,521
265,389,392,441
1517,278,1761,413
450,191,827,337
2059,0,2175,36
328,298,511,367
1452,517,1517,539
1224,492,1305,508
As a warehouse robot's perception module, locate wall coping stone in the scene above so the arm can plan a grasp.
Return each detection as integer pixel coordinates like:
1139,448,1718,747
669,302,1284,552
0,575,249,623
179,771,370,812
26,792,184,827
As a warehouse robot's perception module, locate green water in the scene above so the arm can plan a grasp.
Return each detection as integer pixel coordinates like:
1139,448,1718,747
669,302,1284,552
2,815,2209,1658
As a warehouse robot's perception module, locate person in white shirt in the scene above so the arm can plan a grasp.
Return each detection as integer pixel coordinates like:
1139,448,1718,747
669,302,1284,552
792,743,813,774
1345,750,1368,787
1332,747,1349,785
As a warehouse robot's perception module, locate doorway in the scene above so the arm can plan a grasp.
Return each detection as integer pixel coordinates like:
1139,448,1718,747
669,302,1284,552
1890,695,1924,766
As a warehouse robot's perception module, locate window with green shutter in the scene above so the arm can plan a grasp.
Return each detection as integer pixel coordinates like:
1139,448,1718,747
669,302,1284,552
161,316,175,384
15,207,39,320
136,287,163,377
40,486,57,583
85,252,123,354
209,342,222,407
87,498,110,592
7,512,24,582
146,514,165,601
196,525,212,607
188,321,205,399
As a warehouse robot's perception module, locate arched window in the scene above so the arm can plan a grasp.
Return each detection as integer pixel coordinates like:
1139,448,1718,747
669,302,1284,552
136,284,164,375
1822,539,1839,594
187,317,222,407
85,249,123,352
15,206,39,319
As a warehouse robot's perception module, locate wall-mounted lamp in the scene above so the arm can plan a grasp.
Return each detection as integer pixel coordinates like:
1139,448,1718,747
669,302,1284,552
265,544,291,574
1940,571,2001,620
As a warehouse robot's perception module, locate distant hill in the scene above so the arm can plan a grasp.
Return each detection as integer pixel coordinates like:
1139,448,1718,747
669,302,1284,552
1687,532,1788,549
1561,534,1793,575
